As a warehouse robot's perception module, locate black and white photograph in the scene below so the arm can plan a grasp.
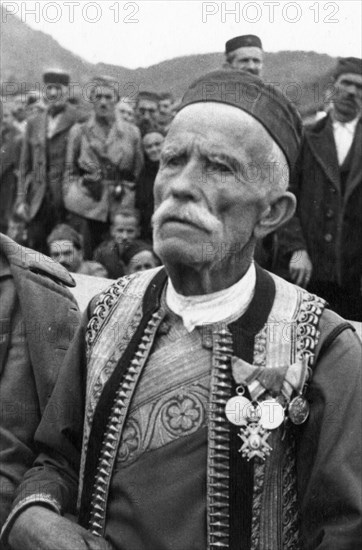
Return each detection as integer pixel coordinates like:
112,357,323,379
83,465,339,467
0,0,361,548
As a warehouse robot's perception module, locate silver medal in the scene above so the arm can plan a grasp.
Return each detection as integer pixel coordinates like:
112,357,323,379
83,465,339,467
259,399,285,430
225,395,251,426
288,395,310,425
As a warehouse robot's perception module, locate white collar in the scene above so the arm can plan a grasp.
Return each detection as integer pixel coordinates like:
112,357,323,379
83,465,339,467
166,263,256,333
332,117,359,134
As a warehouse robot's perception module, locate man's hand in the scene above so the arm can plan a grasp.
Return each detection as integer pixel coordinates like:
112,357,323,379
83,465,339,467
289,250,313,288
14,200,30,223
8,505,112,550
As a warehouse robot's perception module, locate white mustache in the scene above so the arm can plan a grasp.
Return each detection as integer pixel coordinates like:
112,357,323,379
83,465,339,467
152,200,221,233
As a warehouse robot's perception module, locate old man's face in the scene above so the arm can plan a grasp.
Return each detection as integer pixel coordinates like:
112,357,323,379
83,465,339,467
153,102,284,276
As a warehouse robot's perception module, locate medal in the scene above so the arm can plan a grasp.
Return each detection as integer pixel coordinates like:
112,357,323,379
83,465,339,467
225,395,251,426
259,399,285,430
238,422,272,461
288,395,310,425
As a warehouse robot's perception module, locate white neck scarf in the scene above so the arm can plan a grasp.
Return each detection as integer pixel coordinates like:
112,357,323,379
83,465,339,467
166,263,256,332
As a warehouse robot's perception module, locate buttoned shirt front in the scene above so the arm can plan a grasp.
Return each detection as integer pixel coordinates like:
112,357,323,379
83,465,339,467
332,116,359,165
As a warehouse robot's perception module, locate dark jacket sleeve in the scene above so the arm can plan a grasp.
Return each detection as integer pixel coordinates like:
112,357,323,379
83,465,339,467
297,310,362,549
11,312,90,517
17,122,32,203
277,146,308,259
0,302,94,550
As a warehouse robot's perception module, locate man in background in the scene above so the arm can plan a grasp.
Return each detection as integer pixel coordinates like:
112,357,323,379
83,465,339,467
224,34,264,77
135,91,160,134
47,224,108,278
0,102,22,235
277,57,362,321
63,76,143,259
16,69,78,253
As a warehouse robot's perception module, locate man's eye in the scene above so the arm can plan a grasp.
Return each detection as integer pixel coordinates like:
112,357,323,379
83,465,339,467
208,161,232,174
163,156,182,168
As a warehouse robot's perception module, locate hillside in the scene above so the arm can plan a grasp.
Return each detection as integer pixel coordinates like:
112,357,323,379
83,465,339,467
1,8,336,111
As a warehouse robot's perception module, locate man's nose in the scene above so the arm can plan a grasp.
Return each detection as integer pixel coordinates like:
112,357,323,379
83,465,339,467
168,161,202,202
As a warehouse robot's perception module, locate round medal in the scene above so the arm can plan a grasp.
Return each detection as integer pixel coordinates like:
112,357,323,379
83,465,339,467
259,399,285,430
225,395,251,426
288,395,310,425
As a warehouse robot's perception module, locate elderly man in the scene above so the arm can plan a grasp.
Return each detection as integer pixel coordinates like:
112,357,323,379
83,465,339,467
15,69,78,253
63,76,143,259
225,34,264,76
3,70,361,550
277,57,362,321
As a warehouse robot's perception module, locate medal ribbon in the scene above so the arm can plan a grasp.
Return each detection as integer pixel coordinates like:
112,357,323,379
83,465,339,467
231,357,308,402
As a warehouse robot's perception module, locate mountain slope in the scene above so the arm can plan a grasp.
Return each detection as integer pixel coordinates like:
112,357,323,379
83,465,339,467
1,8,336,111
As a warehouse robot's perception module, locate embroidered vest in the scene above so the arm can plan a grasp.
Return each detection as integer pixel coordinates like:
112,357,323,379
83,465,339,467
78,266,325,549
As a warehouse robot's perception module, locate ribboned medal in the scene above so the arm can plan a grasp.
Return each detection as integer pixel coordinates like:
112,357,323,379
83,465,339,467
288,395,310,425
225,387,284,461
225,395,252,426
259,399,285,430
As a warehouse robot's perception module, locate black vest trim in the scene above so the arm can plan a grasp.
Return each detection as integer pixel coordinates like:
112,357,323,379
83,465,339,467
228,265,276,549
79,268,167,526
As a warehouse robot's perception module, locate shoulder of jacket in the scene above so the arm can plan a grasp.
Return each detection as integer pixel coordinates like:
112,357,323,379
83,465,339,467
0,234,76,287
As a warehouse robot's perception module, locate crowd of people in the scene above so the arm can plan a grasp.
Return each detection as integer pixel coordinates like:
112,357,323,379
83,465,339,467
0,34,361,550
1,70,172,282
1,35,361,321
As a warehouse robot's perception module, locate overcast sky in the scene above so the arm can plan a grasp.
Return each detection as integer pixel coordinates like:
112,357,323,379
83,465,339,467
2,0,362,68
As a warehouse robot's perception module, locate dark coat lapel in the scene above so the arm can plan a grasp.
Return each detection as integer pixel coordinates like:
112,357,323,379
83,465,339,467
49,105,77,138
344,118,362,203
306,115,341,192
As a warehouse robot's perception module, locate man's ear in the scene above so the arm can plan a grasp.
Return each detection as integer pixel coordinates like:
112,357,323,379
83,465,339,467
253,191,296,239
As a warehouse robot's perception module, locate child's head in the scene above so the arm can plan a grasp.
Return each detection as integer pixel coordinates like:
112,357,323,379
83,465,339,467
123,241,161,274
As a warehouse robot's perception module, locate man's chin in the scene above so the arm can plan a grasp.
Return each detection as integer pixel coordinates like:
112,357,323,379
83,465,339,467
154,235,205,266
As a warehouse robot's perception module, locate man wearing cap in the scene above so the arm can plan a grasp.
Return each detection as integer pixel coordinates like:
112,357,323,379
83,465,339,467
225,34,264,77
15,69,78,253
63,76,143,259
277,57,362,321
3,70,361,550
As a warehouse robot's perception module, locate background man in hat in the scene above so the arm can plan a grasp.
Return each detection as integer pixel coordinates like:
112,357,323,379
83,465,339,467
277,57,362,321
225,34,264,77
3,70,361,550
63,76,143,259
15,69,78,253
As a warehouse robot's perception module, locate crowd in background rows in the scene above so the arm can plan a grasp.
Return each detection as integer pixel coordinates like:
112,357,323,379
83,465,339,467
1,76,176,279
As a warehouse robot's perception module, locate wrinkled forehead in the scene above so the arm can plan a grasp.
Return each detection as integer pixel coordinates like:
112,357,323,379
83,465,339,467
166,102,275,159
